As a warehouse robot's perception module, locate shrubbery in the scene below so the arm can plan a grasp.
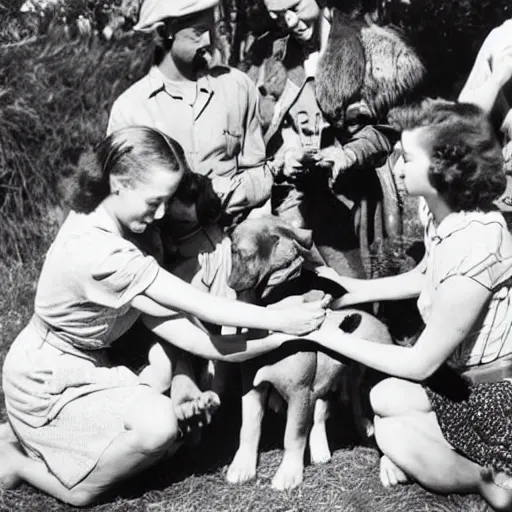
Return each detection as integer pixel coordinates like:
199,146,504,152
1,0,511,265
0,26,152,262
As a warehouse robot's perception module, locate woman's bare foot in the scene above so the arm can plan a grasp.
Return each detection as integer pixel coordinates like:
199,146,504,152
0,440,24,489
0,422,18,444
379,455,410,488
480,467,512,511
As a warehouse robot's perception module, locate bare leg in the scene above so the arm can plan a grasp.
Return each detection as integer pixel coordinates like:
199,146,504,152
370,377,432,418
0,423,23,489
140,341,220,432
375,412,512,511
1,393,179,506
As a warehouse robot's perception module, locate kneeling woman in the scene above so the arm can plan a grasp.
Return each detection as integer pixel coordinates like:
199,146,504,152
0,127,328,506
311,100,512,511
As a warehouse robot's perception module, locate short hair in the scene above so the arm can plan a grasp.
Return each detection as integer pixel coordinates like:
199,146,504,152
389,99,506,212
63,126,187,213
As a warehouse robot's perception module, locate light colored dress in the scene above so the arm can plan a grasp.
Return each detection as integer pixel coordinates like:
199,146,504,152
2,206,162,489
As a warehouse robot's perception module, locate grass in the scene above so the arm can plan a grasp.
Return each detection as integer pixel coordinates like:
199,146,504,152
0,5,508,509
0,198,495,511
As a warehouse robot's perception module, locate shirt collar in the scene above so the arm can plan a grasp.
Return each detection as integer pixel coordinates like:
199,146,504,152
430,209,506,240
148,66,212,99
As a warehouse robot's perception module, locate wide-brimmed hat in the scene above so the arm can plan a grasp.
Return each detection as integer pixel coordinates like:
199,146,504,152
263,0,301,10
134,0,219,33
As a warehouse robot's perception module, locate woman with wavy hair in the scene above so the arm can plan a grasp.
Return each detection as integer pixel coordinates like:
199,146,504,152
312,100,512,510
0,126,328,506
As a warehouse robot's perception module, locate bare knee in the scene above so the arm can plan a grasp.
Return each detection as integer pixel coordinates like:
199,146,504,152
370,378,403,417
370,377,430,417
127,396,179,453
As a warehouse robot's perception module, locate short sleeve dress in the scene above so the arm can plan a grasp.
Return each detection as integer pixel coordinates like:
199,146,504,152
418,203,512,475
2,206,163,489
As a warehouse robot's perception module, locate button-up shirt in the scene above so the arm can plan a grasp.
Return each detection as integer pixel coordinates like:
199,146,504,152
418,200,512,370
107,65,273,216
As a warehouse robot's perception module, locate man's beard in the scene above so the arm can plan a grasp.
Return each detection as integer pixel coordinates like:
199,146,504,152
192,48,213,74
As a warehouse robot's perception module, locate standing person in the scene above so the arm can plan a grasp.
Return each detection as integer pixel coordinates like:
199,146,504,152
309,100,512,511
0,127,327,506
247,0,425,276
108,0,273,280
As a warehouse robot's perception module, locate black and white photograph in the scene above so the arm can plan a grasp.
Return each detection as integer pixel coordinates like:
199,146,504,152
1,0,512,510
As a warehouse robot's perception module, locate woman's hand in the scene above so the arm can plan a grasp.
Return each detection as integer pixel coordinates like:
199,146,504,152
274,296,331,336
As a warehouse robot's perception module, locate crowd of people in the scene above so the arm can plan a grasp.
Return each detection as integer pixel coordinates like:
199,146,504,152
1,0,512,509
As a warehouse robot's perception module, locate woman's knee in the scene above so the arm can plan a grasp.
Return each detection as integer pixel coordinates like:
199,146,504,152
126,395,179,453
374,416,413,456
370,377,430,417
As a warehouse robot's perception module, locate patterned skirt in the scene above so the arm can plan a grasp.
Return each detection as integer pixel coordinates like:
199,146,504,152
425,373,512,475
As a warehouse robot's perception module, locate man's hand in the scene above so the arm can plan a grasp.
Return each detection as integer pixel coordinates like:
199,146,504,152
282,147,318,179
316,146,357,184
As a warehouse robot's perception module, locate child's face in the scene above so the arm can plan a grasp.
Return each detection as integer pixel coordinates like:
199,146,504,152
113,165,184,234
394,128,437,198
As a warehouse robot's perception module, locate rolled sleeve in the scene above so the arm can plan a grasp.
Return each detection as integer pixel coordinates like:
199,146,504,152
83,246,160,309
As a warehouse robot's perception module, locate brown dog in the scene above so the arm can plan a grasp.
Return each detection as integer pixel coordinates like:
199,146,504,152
189,215,393,490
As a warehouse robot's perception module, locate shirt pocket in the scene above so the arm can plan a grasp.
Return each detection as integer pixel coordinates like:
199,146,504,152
223,128,242,159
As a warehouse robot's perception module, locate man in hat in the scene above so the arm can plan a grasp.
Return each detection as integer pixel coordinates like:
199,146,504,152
108,0,274,280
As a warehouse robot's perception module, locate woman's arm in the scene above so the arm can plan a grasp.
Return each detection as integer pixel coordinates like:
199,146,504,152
132,295,180,317
307,276,492,380
143,315,293,363
458,39,512,115
141,267,328,336
315,262,425,307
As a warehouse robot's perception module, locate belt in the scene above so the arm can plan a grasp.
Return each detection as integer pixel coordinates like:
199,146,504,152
462,354,512,385
30,314,105,363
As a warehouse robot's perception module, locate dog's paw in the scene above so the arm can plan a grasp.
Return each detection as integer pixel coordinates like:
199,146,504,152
272,455,304,490
226,447,258,484
174,390,221,430
309,425,331,465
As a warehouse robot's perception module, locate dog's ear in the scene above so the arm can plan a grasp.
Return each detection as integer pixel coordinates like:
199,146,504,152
274,223,313,252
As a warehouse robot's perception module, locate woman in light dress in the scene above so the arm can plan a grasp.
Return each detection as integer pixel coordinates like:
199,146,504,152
0,126,328,506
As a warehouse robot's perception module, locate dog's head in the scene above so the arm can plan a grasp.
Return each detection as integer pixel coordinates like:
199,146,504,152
227,215,313,293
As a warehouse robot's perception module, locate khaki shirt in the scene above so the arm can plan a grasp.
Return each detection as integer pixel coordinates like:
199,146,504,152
108,66,273,216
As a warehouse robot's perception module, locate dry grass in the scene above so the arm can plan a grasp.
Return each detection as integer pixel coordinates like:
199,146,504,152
0,5,507,508
0,198,493,511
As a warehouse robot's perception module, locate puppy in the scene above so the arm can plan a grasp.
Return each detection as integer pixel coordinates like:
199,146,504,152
191,215,393,490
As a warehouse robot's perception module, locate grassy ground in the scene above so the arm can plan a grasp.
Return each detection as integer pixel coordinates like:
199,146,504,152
0,198,494,512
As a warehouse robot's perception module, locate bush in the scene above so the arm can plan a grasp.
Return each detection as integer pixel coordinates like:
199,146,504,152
0,27,153,263
383,0,512,98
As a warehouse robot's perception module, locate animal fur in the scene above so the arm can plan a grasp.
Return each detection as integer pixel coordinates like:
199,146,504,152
315,8,426,129
191,215,393,490
315,9,366,129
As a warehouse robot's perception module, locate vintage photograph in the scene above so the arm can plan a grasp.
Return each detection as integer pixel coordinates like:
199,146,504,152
1,0,512,510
